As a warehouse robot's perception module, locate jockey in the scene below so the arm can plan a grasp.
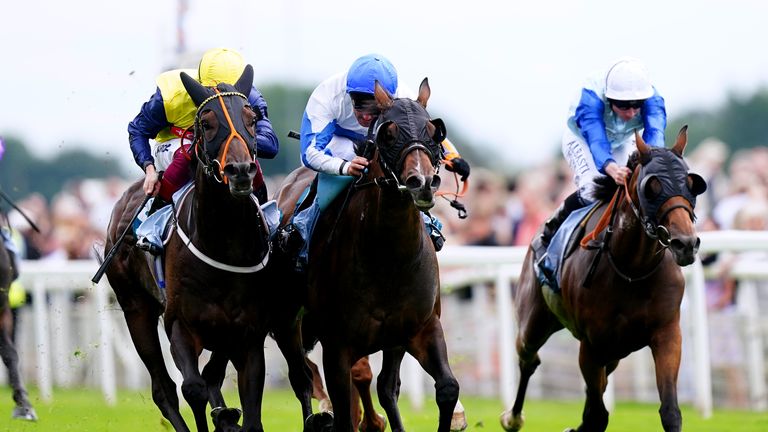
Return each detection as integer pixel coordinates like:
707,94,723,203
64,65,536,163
278,53,470,270
532,57,667,272
128,47,278,208
128,48,278,253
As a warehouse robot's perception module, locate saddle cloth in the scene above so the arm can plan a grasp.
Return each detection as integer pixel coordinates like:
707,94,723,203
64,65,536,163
536,202,600,292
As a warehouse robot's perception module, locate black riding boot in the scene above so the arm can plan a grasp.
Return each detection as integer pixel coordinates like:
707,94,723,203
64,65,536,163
531,191,584,265
147,196,169,217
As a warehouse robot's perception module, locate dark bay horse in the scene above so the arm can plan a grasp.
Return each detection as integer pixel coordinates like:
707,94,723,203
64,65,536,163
104,65,312,432
277,79,460,432
501,126,707,432
0,229,36,421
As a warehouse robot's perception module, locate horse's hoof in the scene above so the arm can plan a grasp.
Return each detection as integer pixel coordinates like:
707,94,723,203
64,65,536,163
359,413,387,432
450,410,468,431
499,409,523,432
305,411,334,432
12,406,37,421
211,406,242,427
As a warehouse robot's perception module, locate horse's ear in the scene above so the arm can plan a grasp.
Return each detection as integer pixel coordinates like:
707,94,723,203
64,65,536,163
416,78,431,108
181,71,210,107
672,125,689,157
635,129,651,158
429,118,447,143
235,65,254,97
376,120,397,147
374,80,394,110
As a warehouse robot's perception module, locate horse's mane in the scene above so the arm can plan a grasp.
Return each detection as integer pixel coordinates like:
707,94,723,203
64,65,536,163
589,150,644,202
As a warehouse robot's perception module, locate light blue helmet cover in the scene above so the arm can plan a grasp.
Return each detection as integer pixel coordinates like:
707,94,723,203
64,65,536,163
346,54,398,95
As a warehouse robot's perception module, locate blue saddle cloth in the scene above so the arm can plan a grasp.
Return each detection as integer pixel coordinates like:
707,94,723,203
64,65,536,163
536,202,599,291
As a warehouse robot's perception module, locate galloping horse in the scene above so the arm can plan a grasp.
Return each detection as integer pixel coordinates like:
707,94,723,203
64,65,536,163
0,227,36,421
277,79,460,432
501,126,707,432
104,65,312,432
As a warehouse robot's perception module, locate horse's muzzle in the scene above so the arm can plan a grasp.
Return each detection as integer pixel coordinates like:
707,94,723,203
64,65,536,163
405,174,440,211
669,235,700,266
223,162,257,197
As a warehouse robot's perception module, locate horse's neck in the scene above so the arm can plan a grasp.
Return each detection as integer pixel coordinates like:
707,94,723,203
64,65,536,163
355,187,424,253
188,175,262,248
610,204,663,266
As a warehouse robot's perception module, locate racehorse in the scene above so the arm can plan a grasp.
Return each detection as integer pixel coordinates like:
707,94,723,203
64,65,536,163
501,126,707,432
0,226,36,421
104,65,312,432
276,79,460,432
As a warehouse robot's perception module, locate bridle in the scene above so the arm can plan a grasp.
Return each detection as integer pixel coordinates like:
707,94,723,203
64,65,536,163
584,154,699,285
191,89,255,184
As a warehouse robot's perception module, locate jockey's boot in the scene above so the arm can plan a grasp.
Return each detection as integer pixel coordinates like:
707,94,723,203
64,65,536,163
147,196,169,217
531,191,584,266
136,237,163,256
276,223,304,261
424,213,445,252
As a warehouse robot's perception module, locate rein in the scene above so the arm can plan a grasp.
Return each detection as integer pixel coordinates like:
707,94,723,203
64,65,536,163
582,183,668,286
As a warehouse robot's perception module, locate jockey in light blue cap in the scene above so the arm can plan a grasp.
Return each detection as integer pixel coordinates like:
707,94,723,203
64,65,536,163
278,53,470,271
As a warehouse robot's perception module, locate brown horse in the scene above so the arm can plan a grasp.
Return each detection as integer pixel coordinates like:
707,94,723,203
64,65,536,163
276,79,460,432
104,65,312,432
0,227,36,421
501,126,707,432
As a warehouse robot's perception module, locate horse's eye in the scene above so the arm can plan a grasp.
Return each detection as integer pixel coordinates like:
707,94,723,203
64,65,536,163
201,120,212,131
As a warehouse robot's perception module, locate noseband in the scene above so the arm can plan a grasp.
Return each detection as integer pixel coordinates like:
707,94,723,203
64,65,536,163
192,89,254,184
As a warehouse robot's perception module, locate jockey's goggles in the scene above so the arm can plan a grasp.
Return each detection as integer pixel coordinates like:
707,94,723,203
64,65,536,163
609,98,645,110
350,94,381,115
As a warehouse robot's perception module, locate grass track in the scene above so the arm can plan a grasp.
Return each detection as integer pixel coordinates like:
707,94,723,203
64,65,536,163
0,387,765,431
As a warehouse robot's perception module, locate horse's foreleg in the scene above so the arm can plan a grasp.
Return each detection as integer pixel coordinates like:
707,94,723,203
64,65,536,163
237,340,267,432
306,356,333,413
650,323,683,432
0,306,35,421
352,356,387,432
201,350,229,409
574,343,610,432
377,349,406,432
119,299,190,432
406,316,460,432
168,321,209,432
322,346,354,432
273,326,314,421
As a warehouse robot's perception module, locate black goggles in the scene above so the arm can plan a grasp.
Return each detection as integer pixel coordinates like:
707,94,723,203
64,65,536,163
609,99,645,110
350,95,380,114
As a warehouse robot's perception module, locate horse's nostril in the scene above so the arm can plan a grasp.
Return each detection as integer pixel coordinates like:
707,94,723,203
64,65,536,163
405,175,425,191
431,175,441,189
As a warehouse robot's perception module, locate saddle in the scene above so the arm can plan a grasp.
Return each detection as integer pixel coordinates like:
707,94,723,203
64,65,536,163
536,202,604,291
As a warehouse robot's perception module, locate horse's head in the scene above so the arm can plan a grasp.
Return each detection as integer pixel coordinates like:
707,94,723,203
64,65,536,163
367,78,444,211
629,126,708,266
180,66,259,197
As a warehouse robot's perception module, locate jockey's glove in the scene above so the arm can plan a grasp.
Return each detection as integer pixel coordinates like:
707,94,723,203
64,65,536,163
446,157,470,181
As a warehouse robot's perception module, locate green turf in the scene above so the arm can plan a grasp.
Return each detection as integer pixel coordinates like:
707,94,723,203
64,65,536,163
0,387,765,431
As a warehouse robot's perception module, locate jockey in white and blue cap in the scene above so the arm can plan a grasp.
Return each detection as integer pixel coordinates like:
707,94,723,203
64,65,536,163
533,57,667,275
279,54,470,270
